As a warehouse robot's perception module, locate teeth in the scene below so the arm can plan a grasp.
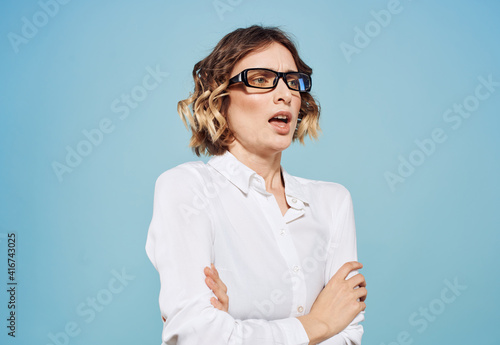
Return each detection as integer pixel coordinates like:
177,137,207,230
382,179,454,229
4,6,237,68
274,115,288,120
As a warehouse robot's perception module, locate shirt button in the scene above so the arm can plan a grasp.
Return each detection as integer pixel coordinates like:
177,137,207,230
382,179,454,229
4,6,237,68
291,198,297,203
280,229,286,236
297,306,304,313
293,265,300,272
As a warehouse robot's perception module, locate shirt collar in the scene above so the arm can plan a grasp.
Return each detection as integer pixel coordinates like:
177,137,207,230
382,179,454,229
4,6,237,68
281,167,310,205
207,151,310,205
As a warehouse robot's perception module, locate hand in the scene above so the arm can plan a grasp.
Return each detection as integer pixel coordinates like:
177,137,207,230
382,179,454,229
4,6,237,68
204,263,229,312
298,261,367,344
161,263,229,322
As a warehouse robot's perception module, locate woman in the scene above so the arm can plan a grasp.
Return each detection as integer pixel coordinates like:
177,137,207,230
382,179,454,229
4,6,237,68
145,25,367,345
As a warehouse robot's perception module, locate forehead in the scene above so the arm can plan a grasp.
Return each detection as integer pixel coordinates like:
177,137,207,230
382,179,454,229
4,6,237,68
231,42,298,75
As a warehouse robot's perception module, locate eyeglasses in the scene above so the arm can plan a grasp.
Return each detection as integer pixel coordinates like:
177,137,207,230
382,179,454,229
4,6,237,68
228,68,312,92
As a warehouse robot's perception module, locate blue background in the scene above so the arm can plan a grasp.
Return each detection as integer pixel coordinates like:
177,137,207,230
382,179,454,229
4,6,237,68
1,0,499,344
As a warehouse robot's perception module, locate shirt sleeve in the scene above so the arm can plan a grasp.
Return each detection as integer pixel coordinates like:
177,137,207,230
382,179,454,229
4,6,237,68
145,166,311,345
319,187,364,345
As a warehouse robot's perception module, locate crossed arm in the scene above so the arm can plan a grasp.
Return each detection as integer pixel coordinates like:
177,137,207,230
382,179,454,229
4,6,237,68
149,169,366,344
202,262,367,345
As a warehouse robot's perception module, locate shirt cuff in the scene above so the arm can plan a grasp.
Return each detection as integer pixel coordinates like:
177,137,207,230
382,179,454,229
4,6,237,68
271,317,310,345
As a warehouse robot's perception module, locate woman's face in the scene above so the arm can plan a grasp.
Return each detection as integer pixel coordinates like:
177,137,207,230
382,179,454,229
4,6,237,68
226,42,301,157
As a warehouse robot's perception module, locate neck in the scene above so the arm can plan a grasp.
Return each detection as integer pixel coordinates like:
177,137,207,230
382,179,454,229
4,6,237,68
228,145,284,192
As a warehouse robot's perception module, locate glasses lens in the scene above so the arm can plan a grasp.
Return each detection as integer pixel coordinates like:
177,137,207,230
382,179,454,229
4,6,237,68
286,73,311,91
246,69,277,88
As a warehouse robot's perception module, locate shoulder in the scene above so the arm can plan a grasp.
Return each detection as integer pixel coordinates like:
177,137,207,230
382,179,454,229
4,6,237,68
154,161,210,197
156,161,206,184
292,174,352,204
290,175,355,227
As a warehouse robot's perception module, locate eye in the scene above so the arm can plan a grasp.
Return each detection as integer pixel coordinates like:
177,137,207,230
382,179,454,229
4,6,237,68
286,75,301,89
247,70,276,87
252,77,268,84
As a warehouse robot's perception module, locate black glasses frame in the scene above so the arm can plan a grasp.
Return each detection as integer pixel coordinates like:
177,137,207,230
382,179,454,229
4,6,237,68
228,68,312,92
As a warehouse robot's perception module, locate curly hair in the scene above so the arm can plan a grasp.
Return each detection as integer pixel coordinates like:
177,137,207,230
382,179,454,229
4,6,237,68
177,25,321,156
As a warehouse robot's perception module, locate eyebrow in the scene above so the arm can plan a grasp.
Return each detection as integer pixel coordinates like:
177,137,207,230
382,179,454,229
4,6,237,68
257,67,299,73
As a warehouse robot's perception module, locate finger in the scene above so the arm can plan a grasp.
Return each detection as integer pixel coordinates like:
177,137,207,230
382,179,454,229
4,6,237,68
211,297,222,310
348,273,366,288
333,261,363,281
212,294,229,311
206,277,229,304
209,264,227,293
204,267,215,281
359,301,367,312
215,284,229,305
204,267,221,288
211,263,219,278
355,287,367,301
211,297,223,310
205,276,215,289
205,276,216,292
358,279,367,288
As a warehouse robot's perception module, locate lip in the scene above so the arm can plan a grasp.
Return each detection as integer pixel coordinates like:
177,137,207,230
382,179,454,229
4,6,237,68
268,110,293,135
268,111,292,124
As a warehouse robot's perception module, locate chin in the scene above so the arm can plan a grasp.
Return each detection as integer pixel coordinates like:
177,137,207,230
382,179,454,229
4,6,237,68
267,137,293,153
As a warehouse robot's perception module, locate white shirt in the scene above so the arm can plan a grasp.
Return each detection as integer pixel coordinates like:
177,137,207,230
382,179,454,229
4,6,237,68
145,151,364,345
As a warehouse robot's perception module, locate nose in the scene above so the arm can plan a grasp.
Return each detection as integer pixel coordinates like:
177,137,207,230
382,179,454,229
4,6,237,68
273,77,292,104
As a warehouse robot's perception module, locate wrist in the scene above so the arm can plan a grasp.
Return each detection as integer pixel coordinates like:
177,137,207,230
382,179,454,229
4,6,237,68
296,314,330,345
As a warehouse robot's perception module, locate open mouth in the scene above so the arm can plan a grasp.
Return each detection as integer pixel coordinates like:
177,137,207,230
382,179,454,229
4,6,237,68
268,111,291,125
268,115,289,124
